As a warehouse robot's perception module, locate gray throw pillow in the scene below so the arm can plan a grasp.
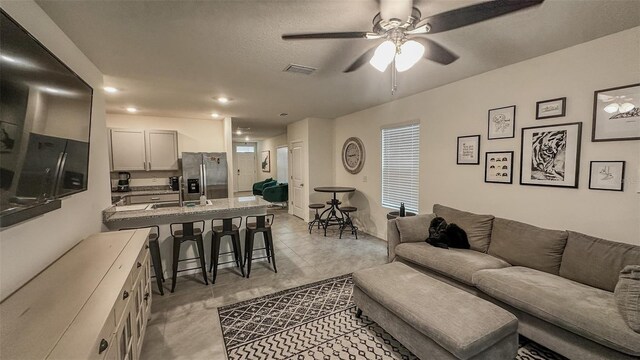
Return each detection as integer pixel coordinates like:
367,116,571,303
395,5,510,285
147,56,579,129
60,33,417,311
433,204,494,253
615,265,640,333
395,213,435,243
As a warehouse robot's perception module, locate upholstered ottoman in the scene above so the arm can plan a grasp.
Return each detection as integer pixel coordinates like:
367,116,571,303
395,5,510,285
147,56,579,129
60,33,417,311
353,262,518,360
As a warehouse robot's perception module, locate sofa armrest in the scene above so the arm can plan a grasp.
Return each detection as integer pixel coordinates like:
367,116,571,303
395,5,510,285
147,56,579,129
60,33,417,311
387,219,400,263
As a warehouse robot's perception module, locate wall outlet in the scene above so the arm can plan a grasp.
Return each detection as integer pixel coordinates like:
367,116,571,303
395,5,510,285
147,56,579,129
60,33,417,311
363,175,368,183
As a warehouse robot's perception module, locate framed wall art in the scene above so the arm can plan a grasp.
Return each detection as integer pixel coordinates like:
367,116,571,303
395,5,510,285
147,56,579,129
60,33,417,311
589,161,625,191
520,122,582,188
592,83,640,141
536,97,566,119
261,150,270,172
457,135,480,165
485,151,514,184
487,105,515,139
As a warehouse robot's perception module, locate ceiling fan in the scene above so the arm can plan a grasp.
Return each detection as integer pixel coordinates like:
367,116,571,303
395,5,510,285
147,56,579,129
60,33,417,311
282,0,544,77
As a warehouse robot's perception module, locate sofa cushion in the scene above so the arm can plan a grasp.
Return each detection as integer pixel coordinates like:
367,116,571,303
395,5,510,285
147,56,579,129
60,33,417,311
353,262,518,360
433,204,494,253
559,231,640,292
395,242,510,286
395,213,435,243
472,267,640,356
487,218,567,275
615,265,640,333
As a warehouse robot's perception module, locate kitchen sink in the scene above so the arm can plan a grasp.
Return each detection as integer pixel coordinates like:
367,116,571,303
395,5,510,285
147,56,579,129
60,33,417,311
146,202,180,210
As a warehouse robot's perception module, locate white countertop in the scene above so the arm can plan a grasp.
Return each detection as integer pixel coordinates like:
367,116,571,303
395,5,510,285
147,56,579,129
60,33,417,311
103,196,269,223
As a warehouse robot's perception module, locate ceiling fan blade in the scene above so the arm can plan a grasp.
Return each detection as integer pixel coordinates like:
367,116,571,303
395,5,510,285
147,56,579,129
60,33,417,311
344,46,378,73
413,38,458,65
282,32,375,40
417,0,544,34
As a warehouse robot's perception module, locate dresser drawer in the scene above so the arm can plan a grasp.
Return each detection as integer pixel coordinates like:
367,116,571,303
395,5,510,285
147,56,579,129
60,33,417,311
114,281,132,325
130,248,149,286
89,317,116,360
128,193,178,204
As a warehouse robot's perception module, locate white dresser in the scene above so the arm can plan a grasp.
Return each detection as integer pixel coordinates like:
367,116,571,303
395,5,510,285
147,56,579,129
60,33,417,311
0,229,152,360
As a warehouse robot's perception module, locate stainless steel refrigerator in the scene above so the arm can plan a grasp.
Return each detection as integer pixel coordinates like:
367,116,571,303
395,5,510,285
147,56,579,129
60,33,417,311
181,152,228,201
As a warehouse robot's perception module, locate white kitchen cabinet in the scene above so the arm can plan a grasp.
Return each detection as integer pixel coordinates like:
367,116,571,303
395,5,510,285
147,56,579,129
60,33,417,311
145,130,179,170
110,128,178,171
110,129,147,171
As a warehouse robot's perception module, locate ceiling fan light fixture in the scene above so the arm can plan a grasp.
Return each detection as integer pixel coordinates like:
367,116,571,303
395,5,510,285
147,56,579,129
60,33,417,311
619,102,635,113
369,40,396,72
603,103,620,114
395,40,424,72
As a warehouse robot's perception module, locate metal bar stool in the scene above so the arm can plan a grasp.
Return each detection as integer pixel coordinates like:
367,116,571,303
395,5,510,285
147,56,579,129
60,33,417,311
308,203,325,233
119,225,165,296
339,206,359,239
169,221,208,292
244,214,277,278
210,216,245,284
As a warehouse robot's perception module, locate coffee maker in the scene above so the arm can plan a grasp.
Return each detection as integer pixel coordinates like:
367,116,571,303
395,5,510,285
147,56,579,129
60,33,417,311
117,172,131,192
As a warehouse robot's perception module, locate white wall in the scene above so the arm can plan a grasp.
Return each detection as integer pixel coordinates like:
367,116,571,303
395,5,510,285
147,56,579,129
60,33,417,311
0,1,111,300
287,118,334,221
256,133,287,182
106,113,225,155
334,27,640,244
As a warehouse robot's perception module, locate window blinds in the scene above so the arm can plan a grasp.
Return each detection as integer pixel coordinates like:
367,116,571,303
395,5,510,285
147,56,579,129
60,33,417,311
381,124,420,212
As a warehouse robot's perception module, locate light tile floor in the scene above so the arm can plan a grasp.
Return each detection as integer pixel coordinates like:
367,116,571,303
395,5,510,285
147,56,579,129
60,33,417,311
140,209,387,360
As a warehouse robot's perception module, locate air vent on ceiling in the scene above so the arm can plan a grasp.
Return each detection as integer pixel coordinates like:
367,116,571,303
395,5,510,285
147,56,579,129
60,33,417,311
283,64,317,75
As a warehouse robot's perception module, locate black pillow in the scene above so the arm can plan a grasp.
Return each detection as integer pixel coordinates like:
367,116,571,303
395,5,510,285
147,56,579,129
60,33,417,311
426,217,470,250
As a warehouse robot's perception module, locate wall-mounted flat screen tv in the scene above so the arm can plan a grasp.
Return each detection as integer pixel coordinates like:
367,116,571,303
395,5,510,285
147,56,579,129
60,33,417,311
0,9,93,227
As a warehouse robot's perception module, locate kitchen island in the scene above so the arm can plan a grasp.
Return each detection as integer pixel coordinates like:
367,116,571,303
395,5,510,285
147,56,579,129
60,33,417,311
103,196,270,282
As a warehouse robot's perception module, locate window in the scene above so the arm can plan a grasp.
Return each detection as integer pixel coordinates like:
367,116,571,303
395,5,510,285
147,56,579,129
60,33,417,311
381,123,420,212
236,145,255,153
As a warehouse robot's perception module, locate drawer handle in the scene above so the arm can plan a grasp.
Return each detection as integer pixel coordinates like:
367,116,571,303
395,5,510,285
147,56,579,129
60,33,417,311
144,292,150,304
137,262,142,268
123,290,129,300
145,244,149,249
99,339,109,354
151,197,160,200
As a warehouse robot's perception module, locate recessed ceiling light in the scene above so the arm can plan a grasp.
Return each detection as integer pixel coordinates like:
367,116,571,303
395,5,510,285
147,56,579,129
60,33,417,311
217,97,229,104
126,107,138,113
245,136,249,141
104,86,119,93
236,129,242,135
211,113,220,118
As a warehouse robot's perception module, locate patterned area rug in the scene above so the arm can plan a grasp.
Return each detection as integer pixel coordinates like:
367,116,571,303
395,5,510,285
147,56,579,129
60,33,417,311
218,274,566,360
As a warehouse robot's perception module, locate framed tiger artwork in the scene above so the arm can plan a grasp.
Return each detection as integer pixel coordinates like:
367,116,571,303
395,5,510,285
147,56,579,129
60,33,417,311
520,122,582,188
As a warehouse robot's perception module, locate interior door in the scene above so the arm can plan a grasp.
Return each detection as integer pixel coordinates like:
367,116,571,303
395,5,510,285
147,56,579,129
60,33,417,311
290,142,305,219
236,152,255,192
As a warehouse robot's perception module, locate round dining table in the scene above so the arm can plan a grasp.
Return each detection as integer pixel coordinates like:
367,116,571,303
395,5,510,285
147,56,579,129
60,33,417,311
314,187,356,236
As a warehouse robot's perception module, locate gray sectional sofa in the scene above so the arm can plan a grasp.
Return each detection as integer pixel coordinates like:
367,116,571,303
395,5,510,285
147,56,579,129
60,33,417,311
387,204,640,360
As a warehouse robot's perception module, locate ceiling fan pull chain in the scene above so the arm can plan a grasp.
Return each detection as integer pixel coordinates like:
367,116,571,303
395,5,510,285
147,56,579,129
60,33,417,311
391,59,398,95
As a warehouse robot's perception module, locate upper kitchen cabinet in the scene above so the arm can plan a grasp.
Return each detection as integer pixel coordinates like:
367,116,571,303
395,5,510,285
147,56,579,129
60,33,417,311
145,130,179,170
109,129,178,171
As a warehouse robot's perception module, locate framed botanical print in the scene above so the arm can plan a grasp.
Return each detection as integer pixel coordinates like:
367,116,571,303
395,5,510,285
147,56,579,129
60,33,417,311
457,135,480,165
536,97,566,119
261,150,270,172
592,83,640,141
589,161,625,191
487,105,516,139
485,151,514,184
520,122,582,188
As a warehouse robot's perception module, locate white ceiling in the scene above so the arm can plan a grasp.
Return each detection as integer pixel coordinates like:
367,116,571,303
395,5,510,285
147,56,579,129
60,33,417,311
36,0,640,141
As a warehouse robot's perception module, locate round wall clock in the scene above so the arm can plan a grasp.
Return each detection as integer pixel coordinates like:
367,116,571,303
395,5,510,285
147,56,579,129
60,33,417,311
342,137,365,174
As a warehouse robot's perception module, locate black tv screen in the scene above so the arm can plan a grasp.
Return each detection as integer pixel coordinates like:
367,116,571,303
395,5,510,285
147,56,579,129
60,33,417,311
0,9,93,227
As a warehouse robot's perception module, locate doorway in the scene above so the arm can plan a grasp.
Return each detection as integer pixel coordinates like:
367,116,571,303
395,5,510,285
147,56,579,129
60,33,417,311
290,141,305,219
234,143,256,192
